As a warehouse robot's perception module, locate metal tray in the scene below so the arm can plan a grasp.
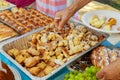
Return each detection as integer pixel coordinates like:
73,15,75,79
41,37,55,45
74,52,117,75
0,22,18,42
0,8,53,35
0,20,109,80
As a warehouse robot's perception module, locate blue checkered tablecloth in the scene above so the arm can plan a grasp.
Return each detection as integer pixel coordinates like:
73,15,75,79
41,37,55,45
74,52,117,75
0,33,120,80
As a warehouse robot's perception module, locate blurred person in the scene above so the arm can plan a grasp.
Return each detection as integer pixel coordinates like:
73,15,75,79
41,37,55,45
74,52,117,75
55,0,91,30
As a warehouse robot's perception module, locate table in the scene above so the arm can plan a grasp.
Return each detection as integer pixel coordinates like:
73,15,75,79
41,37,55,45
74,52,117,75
1,1,120,80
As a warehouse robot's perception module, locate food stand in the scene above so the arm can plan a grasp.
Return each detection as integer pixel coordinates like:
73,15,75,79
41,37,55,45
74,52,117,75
0,0,120,80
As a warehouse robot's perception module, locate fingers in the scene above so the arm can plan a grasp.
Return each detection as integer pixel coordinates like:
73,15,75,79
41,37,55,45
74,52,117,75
54,18,60,28
96,69,106,79
54,13,61,29
54,16,68,30
99,77,105,80
58,17,68,30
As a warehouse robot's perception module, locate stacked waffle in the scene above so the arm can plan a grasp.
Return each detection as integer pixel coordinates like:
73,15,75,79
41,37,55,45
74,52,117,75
0,7,53,34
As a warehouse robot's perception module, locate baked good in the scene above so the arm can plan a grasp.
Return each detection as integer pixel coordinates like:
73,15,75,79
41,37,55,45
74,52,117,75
91,46,120,69
89,15,117,31
0,7,54,34
0,23,17,41
89,15,106,28
0,61,14,80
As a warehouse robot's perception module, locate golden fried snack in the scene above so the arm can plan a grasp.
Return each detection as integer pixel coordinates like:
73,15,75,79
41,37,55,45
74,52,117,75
28,67,41,76
27,47,40,56
44,65,54,75
24,56,40,67
37,71,45,77
37,61,46,69
7,48,20,58
15,54,26,64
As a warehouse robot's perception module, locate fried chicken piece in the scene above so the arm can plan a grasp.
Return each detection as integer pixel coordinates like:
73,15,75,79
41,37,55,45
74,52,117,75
20,49,31,58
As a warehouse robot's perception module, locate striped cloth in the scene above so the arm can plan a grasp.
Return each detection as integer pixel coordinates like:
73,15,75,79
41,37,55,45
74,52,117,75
36,0,66,17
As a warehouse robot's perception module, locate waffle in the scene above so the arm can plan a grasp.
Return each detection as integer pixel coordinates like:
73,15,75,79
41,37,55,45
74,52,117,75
7,23,104,77
0,7,53,34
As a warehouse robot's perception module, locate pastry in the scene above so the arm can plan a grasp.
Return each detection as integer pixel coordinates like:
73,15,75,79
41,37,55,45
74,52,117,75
0,23,17,41
91,46,120,69
0,7,54,34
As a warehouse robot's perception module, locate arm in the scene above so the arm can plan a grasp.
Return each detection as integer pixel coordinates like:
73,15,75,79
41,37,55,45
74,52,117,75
55,0,91,30
96,58,120,80
68,0,92,15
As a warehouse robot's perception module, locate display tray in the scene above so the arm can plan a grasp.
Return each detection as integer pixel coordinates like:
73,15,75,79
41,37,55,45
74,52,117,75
0,22,18,42
0,7,53,34
0,20,109,80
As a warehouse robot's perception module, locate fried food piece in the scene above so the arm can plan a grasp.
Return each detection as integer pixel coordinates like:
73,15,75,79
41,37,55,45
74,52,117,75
24,56,40,67
27,47,40,56
15,54,26,64
37,61,46,69
44,65,54,75
29,67,41,76
8,48,20,58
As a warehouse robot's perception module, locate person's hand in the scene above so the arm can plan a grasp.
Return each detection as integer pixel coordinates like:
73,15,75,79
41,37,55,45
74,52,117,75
96,58,120,80
54,8,75,30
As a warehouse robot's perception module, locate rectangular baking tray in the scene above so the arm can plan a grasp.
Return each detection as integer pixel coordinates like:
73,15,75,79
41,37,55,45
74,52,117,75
0,8,53,35
0,20,109,80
